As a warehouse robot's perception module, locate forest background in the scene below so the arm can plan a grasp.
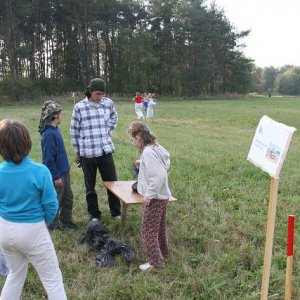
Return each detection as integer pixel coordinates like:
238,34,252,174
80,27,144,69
1,0,299,101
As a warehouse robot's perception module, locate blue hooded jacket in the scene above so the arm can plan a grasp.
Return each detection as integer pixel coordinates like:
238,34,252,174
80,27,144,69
40,125,70,180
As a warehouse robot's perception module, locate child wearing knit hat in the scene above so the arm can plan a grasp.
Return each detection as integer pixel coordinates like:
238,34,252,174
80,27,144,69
70,78,121,221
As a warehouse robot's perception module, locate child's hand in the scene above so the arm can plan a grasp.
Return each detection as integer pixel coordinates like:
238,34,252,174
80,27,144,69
143,197,151,205
54,178,63,188
75,155,81,168
135,160,141,168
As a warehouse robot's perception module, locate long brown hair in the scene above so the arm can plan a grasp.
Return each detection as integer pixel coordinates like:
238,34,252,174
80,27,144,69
128,122,156,152
0,119,32,163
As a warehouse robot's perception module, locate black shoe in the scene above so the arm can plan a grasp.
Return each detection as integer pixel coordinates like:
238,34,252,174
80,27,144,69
59,220,77,230
47,222,61,231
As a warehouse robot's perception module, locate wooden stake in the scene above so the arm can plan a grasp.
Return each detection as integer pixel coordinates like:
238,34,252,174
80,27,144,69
285,256,293,300
285,215,295,300
260,177,279,300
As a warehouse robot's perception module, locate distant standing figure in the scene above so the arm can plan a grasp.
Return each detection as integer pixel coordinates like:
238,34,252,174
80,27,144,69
143,93,149,112
133,92,144,119
39,100,77,230
128,122,171,272
268,88,272,98
70,78,121,221
0,119,67,300
146,93,157,119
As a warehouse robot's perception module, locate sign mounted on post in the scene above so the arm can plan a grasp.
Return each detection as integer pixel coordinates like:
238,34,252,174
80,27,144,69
247,115,296,300
247,115,296,179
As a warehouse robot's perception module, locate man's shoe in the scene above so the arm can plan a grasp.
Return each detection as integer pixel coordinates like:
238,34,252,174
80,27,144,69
139,262,153,271
112,215,122,220
60,220,77,230
90,218,99,223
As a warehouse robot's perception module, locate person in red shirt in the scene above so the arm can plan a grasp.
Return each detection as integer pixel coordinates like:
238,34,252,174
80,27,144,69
132,92,144,119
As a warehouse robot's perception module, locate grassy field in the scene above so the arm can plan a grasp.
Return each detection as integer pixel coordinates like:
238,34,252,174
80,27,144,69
0,96,300,299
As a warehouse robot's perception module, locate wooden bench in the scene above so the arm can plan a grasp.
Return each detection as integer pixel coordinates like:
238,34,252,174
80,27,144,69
102,181,177,222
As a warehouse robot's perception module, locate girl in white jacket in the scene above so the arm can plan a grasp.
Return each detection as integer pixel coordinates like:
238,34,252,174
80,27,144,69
146,93,157,119
128,122,171,271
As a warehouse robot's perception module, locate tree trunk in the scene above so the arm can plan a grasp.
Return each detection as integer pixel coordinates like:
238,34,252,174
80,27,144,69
5,0,18,76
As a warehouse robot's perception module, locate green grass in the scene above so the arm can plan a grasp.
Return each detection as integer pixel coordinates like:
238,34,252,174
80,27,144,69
0,96,300,299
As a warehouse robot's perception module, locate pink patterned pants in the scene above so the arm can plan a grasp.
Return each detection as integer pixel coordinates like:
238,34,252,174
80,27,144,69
141,199,169,266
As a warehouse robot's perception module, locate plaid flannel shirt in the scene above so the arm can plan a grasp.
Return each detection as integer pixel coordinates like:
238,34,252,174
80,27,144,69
70,97,118,158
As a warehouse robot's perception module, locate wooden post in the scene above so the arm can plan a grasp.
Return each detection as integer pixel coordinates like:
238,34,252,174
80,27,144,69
285,215,295,300
260,177,279,300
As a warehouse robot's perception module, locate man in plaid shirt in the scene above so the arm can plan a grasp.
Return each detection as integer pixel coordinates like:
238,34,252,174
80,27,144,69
70,78,121,221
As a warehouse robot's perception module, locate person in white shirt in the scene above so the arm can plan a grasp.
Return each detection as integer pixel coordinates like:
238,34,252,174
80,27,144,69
146,93,157,119
128,121,171,271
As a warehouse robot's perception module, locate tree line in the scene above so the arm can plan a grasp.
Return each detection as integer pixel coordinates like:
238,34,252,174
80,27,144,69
0,0,299,100
0,0,255,99
252,65,300,96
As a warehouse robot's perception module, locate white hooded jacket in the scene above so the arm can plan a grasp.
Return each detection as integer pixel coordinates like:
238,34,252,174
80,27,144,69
137,144,171,200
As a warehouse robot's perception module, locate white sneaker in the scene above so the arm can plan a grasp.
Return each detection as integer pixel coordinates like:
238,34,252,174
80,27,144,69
139,262,153,271
113,215,122,220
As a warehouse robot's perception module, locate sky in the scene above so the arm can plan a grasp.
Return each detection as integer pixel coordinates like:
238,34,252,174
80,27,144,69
207,0,300,68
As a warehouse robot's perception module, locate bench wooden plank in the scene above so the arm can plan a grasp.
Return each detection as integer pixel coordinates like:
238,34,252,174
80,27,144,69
102,181,177,221
102,181,177,204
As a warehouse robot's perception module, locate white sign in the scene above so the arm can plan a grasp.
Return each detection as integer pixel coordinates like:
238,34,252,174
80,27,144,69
247,115,296,178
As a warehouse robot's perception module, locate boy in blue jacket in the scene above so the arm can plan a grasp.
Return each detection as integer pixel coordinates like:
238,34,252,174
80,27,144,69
39,100,77,230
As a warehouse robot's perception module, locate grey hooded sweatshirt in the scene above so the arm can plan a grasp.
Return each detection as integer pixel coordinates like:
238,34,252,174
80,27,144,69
137,144,171,200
